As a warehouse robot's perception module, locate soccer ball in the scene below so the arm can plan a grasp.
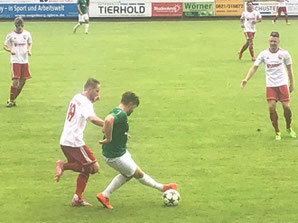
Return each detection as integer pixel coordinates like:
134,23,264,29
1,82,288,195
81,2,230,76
162,189,180,206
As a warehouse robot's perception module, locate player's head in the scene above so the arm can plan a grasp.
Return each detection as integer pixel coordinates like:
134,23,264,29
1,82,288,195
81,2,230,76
84,78,100,103
247,1,254,12
269,31,280,51
121,91,139,116
14,17,24,32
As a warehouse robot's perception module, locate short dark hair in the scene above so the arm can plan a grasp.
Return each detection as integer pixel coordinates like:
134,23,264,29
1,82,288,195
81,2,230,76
84,78,100,90
121,91,140,106
247,0,253,4
14,17,24,27
270,31,279,38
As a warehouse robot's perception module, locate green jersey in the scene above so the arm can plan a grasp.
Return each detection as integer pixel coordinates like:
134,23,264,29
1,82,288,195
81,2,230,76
78,0,89,14
102,107,129,158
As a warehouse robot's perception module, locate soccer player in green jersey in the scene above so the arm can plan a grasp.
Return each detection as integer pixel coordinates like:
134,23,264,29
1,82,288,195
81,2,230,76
96,91,177,209
73,0,90,34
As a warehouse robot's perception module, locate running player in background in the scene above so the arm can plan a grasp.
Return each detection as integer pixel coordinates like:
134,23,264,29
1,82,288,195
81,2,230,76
55,78,104,206
238,1,262,62
96,91,177,209
241,32,296,140
273,0,290,25
3,17,32,107
73,0,90,34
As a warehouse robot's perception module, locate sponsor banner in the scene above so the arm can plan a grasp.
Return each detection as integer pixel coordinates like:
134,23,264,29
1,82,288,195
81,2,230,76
152,2,183,17
89,2,151,17
215,0,244,16
0,3,77,18
249,1,298,16
183,2,214,17
0,0,76,3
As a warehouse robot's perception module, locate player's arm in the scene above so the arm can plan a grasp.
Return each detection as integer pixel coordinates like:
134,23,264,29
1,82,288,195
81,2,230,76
286,64,294,92
99,115,114,145
240,17,244,28
241,65,259,88
77,2,82,15
27,43,32,56
89,115,104,127
3,44,15,55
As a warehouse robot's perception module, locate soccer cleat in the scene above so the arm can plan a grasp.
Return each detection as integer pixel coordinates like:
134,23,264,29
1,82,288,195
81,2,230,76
73,28,76,34
55,160,64,182
287,128,296,138
238,51,242,60
286,23,291,25
163,183,178,192
96,193,113,209
251,57,256,62
275,132,282,141
6,100,16,108
72,194,92,206
85,32,88,34
272,20,276,24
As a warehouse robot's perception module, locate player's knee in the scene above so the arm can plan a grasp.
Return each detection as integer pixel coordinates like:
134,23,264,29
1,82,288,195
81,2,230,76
90,162,99,174
133,168,144,179
12,79,19,88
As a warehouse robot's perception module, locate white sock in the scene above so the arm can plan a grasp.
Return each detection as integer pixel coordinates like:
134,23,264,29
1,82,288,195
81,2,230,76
85,24,89,33
103,174,130,198
74,23,80,30
138,174,163,191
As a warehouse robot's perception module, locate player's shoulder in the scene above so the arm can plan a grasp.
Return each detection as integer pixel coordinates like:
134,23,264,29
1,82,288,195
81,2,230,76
6,30,15,37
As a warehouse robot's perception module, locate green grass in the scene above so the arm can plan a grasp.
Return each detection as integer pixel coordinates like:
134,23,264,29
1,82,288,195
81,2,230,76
0,19,298,223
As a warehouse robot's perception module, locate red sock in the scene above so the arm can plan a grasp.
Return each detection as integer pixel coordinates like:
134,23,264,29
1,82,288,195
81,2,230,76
64,162,82,172
10,86,18,101
270,111,279,133
75,173,89,200
284,108,292,129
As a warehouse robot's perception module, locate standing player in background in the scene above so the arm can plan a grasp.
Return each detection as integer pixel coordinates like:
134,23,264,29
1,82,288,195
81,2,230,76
273,0,290,25
3,17,32,107
55,78,104,206
241,32,296,140
73,0,90,34
96,91,177,209
238,1,262,62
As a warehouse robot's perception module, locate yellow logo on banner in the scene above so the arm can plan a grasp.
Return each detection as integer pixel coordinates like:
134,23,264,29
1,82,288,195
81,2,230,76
215,0,244,16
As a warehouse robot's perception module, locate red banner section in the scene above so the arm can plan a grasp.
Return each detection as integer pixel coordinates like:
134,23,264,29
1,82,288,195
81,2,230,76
152,2,183,17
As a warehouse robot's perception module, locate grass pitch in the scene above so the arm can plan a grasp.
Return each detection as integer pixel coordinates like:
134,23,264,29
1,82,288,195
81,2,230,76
0,19,298,223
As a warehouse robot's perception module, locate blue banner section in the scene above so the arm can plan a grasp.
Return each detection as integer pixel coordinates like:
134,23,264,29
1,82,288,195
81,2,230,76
0,3,77,18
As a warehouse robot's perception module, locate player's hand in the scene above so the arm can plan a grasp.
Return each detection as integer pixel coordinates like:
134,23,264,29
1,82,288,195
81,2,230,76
252,21,257,24
28,50,32,56
241,24,244,28
240,79,247,88
10,49,16,55
99,138,110,145
289,84,294,93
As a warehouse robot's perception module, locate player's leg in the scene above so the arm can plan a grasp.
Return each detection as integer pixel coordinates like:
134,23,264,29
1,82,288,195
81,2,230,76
284,9,290,24
274,8,282,23
268,99,280,140
84,14,89,34
280,86,296,137
248,38,255,61
73,15,83,33
7,64,21,107
238,34,250,60
134,167,177,192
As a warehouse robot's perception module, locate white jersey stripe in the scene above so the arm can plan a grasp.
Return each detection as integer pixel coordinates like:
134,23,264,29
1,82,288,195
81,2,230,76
80,147,92,164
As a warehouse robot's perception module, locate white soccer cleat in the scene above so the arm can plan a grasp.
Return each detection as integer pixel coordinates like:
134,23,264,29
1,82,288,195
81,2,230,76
72,194,92,206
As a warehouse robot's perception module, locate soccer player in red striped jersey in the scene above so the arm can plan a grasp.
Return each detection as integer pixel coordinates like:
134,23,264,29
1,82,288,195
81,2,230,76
241,32,296,140
3,17,32,107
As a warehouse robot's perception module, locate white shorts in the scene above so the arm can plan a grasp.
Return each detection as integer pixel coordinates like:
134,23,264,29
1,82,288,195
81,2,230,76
103,151,137,177
79,13,89,23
